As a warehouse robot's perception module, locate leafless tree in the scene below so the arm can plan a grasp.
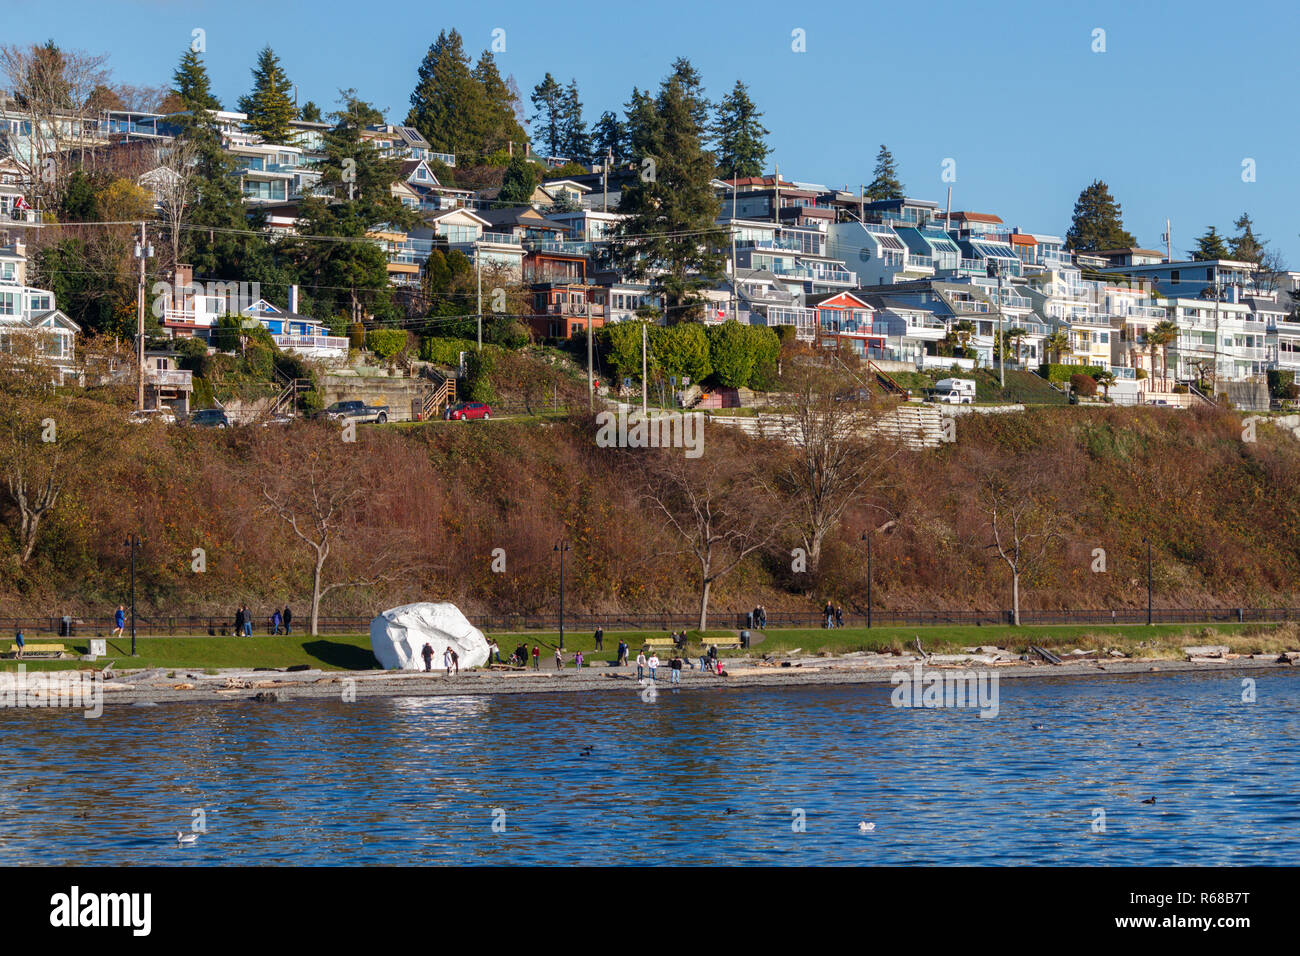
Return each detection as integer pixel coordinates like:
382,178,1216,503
148,138,199,278
977,467,1064,626
0,42,111,211
639,439,780,630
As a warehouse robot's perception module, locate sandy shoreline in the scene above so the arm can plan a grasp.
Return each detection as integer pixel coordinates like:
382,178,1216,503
51,652,1298,707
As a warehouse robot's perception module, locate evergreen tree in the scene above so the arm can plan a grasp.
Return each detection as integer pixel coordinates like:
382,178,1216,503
472,51,528,156
499,155,541,205
623,86,660,159
236,46,297,143
1229,212,1265,264
668,56,711,141
335,88,384,127
1064,180,1136,252
172,48,220,113
865,144,904,201
614,72,724,322
559,79,591,165
591,111,625,164
712,80,769,180
530,73,565,157
299,100,322,123
1191,226,1229,261
406,30,485,160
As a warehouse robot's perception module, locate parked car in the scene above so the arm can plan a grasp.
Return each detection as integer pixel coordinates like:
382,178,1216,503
445,401,492,421
128,408,177,425
189,408,231,428
317,399,389,425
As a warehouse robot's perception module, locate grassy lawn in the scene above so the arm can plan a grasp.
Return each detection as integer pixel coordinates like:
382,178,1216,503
2,621,1293,673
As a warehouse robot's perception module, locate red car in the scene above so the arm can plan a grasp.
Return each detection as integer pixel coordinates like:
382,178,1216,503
445,401,492,421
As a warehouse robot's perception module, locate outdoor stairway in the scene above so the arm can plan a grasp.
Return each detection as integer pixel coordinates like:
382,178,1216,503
421,375,456,420
867,360,910,398
267,377,310,419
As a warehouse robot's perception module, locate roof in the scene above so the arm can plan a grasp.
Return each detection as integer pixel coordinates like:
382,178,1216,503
951,211,1004,224
477,206,567,230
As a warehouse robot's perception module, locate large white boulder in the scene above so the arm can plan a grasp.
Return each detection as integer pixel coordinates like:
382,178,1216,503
369,602,490,671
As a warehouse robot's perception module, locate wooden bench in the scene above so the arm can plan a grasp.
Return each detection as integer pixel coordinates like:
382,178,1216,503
643,637,678,651
3,642,67,660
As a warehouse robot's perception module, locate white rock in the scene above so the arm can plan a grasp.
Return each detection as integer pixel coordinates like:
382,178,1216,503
369,602,489,671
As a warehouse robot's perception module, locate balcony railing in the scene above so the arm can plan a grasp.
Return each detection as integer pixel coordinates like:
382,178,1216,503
273,334,350,352
145,368,192,388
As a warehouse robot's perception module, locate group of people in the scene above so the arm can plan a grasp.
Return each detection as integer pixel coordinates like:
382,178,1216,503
632,643,726,683
232,604,293,637
823,602,845,629
420,642,460,675
750,606,768,629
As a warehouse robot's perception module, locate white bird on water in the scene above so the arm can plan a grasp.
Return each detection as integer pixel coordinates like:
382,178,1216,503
858,821,875,832
176,831,199,845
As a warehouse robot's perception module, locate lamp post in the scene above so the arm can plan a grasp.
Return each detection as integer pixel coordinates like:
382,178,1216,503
553,540,571,650
124,534,140,656
1144,536,1153,626
861,529,873,629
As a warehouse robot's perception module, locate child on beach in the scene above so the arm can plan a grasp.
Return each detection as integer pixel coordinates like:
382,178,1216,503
636,650,646,680
555,647,563,669
648,653,659,681
574,650,584,670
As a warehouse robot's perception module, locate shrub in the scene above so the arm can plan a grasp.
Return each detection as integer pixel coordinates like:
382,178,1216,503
420,337,477,365
1069,373,1098,397
463,346,499,403
1042,363,1105,384
365,329,408,360
348,323,366,350
1135,368,1148,380
1173,384,1189,394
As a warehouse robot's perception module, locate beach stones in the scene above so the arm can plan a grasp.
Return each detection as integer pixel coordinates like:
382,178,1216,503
369,602,490,671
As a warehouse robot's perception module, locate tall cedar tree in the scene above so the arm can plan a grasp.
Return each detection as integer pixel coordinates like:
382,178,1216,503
559,79,591,165
406,30,486,160
713,80,769,179
172,48,220,112
614,73,724,322
1192,225,1229,261
1229,213,1265,264
499,155,541,205
1065,180,1136,252
865,144,904,200
471,51,527,156
530,73,565,157
669,57,712,145
237,46,297,143
591,111,625,164
288,95,415,323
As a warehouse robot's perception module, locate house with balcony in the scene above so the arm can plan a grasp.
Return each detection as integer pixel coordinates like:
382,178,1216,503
596,279,664,324
529,283,606,340
808,291,885,358
716,268,817,340
411,208,525,280
142,350,193,416
228,141,318,204
363,125,447,165
394,159,474,213
828,221,935,285
1096,258,1263,299
1162,296,1265,384
153,264,233,339
725,219,853,295
241,295,349,363
859,294,948,365
0,241,81,385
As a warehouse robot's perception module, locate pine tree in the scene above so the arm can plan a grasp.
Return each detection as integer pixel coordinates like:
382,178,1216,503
529,73,565,158
1229,212,1265,264
713,80,769,179
614,72,724,322
299,101,322,123
406,30,485,159
472,51,528,156
865,145,904,201
1064,180,1137,252
236,46,297,143
623,86,659,159
559,79,591,165
172,48,220,113
591,111,625,164
669,57,711,142
499,155,541,205
1191,226,1229,261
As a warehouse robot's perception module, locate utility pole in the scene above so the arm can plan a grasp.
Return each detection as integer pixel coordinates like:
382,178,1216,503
586,298,594,410
603,149,611,213
134,222,150,411
862,530,873,629
997,264,1006,388
1145,537,1153,626
773,163,780,224
859,183,865,222
1162,218,1172,263
1213,281,1222,399
641,320,648,416
731,171,739,320
476,250,482,351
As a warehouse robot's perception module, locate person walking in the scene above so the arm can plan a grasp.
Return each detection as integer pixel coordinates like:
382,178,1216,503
113,605,126,640
282,606,292,635
574,650,584,670
835,605,844,629
648,653,660,682
532,645,540,670
450,649,459,675
593,626,604,651
617,640,628,666
243,605,253,637
443,646,453,676
824,601,834,629
636,649,646,680
271,609,283,635
555,647,563,670
488,639,500,664
14,628,24,659
670,654,682,685
421,642,434,672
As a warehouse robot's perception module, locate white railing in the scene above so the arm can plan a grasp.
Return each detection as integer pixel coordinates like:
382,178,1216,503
273,334,350,352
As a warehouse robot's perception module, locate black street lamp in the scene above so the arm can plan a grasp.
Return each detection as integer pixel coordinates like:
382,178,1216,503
860,529,873,629
1144,536,1153,626
124,533,141,656
553,540,571,650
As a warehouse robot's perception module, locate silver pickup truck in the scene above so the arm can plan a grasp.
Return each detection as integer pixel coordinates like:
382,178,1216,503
318,399,390,424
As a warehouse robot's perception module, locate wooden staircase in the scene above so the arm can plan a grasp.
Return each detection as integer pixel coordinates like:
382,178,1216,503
267,377,310,419
421,375,457,420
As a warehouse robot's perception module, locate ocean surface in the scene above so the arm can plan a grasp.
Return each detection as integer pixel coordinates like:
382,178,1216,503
2,670,1297,865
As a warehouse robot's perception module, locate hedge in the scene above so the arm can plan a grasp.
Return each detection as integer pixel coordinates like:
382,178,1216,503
1041,363,1106,384
420,336,478,365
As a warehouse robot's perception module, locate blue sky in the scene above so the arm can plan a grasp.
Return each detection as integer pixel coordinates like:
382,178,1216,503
7,0,1299,262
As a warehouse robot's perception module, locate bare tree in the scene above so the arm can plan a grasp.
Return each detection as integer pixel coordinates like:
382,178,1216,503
148,138,199,278
256,428,403,634
766,354,902,574
639,440,779,630
977,467,1064,626
0,41,111,211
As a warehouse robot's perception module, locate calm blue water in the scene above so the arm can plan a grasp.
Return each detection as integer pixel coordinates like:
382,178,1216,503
2,670,1296,865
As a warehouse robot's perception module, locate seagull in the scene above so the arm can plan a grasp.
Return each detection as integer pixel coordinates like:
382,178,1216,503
1141,797,1157,805
1032,724,1045,731
177,831,199,844
859,821,875,831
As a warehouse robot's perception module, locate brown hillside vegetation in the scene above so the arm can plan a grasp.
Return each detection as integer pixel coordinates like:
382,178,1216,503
0,403,1297,621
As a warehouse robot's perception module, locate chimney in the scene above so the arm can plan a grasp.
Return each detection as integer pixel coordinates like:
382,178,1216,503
289,284,299,314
